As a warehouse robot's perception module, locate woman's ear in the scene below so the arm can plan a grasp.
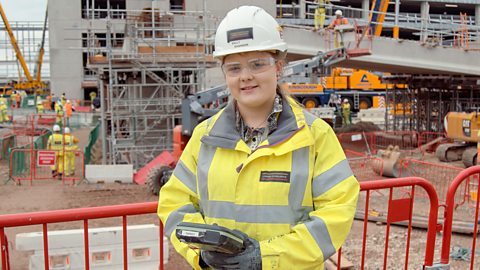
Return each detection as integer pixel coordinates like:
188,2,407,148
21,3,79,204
276,60,284,77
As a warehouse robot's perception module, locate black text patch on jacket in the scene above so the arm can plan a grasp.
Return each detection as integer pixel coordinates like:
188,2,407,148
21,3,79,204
259,171,291,183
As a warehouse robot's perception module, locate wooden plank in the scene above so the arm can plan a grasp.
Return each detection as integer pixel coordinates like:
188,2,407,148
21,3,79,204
329,252,354,270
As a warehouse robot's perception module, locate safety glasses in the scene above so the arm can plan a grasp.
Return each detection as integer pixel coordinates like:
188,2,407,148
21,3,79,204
222,58,276,77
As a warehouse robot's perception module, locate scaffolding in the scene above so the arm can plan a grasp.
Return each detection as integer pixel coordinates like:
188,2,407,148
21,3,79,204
384,75,480,132
85,5,217,169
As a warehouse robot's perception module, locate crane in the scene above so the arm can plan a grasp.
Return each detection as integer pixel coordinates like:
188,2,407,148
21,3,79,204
0,3,48,94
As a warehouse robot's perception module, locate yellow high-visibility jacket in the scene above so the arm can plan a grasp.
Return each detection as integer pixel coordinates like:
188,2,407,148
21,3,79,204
158,97,359,269
47,133,64,154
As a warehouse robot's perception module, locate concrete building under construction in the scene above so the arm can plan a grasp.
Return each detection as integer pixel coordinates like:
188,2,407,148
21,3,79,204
40,0,480,169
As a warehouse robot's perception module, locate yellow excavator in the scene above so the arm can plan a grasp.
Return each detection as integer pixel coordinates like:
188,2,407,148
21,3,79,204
0,3,48,94
435,112,479,167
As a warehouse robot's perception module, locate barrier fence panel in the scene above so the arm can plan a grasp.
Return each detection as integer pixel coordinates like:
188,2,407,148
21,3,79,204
372,131,420,155
345,150,386,182
10,149,85,186
0,134,15,160
441,166,480,270
418,132,450,155
343,177,439,269
398,158,465,207
337,132,375,155
84,122,100,165
0,202,164,270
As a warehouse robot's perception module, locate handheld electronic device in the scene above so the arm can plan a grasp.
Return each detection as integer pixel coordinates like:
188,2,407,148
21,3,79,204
175,222,245,254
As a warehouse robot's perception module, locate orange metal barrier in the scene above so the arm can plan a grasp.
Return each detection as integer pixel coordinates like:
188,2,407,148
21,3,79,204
0,177,441,269
0,202,163,270
398,158,464,207
441,165,480,270
337,132,374,154
345,149,385,182
10,149,85,186
352,177,439,269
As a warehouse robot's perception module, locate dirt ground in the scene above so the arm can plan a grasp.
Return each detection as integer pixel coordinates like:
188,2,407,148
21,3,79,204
0,122,478,269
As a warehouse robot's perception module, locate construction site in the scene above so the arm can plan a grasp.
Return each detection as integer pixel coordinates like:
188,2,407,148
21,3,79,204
1,0,480,269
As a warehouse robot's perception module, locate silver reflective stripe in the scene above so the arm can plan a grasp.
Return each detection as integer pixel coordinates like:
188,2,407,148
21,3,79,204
305,216,336,261
197,144,216,210
312,159,353,198
173,160,197,194
289,147,311,222
164,204,197,237
303,110,318,126
204,200,313,224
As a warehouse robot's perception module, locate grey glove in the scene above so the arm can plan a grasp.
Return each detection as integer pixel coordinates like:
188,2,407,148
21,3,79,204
201,230,262,270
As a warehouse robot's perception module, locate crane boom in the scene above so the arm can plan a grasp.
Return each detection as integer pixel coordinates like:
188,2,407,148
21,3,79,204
0,3,33,82
34,8,48,82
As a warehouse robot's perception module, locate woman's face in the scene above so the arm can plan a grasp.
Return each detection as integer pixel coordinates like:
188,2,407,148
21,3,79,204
222,51,281,111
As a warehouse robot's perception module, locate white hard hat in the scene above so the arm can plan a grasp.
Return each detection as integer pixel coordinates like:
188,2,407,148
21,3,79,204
37,100,42,104
67,100,71,103
64,127,71,134
335,10,343,16
344,99,349,103
213,6,288,59
53,125,61,132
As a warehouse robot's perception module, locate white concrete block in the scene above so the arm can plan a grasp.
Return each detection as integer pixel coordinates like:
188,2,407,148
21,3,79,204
85,165,133,183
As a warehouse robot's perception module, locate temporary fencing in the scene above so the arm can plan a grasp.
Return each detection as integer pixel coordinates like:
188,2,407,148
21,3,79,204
337,132,374,154
371,131,420,155
10,149,85,186
84,122,100,165
0,134,14,160
0,202,165,270
440,165,480,270
345,149,385,182
398,158,465,207
418,131,449,154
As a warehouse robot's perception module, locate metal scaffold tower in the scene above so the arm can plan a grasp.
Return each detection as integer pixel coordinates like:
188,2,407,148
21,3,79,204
86,5,217,169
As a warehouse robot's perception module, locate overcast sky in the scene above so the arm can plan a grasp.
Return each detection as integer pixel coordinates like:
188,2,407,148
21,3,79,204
2,0,48,22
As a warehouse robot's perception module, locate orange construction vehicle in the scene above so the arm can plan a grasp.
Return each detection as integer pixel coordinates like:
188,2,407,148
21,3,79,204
284,68,405,110
436,112,479,167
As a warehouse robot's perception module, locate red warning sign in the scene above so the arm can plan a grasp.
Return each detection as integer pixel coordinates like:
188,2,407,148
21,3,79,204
37,150,56,166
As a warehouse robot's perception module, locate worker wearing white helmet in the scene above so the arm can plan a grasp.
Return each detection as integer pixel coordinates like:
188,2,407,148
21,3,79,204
54,100,64,126
158,6,359,270
47,124,65,178
329,9,349,48
341,98,352,126
63,127,79,177
36,98,45,114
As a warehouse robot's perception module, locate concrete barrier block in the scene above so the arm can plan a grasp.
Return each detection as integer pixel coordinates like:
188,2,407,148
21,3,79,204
85,165,133,183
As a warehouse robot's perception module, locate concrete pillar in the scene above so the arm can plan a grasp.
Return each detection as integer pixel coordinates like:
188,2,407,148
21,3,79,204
362,0,370,21
299,0,306,19
420,1,430,42
475,4,480,26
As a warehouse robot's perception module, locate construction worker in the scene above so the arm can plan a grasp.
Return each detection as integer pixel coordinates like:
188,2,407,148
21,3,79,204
89,91,97,109
65,100,73,126
0,100,9,123
63,127,79,177
329,10,349,48
36,99,45,114
10,91,17,108
55,101,64,126
0,94,6,105
15,91,21,108
50,93,56,111
158,6,359,270
61,92,67,106
314,0,329,31
342,98,351,126
47,124,64,178
46,93,52,110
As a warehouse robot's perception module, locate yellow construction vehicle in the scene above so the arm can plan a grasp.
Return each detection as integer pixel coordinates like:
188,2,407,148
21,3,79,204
435,112,479,167
0,3,48,94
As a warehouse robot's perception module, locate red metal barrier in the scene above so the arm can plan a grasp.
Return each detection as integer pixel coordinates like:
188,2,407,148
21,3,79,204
0,202,163,270
345,150,385,182
398,158,464,206
372,131,420,155
418,131,449,154
10,149,85,185
441,165,480,270
337,132,374,154
352,177,439,269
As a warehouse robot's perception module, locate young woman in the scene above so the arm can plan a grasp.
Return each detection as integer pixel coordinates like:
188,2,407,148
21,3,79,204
158,6,359,269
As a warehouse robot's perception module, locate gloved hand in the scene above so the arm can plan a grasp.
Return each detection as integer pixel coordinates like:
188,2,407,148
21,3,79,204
201,230,262,270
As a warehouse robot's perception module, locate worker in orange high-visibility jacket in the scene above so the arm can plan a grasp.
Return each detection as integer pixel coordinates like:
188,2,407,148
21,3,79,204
65,100,73,126
157,6,359,270
329,10,349,48
47,124,64,179
63,127,79,176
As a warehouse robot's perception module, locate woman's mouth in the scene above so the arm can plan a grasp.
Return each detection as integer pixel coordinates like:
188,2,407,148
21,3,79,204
241,85,258,91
